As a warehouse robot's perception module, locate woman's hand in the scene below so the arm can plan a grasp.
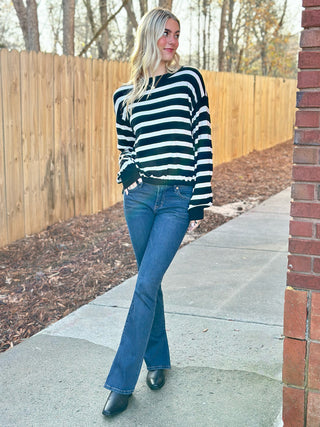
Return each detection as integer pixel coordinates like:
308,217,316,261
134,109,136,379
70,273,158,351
124,178,142,195
187,220,201,233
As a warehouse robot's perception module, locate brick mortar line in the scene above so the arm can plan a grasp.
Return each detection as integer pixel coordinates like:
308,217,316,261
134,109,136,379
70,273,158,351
290,217,320,222
290,228,320,232
297,88,320,93
299,68,320,72
303,7,320,11
292,183,320,187
295,107,320,110
295,127,320,130
300,47,320,51
291,198,320,202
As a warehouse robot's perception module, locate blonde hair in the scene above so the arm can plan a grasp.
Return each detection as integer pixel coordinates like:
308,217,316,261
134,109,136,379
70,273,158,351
124,7,180,115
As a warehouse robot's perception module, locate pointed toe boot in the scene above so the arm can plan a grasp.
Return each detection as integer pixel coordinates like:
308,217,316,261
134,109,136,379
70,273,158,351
102,391,131,417
146,369,166,390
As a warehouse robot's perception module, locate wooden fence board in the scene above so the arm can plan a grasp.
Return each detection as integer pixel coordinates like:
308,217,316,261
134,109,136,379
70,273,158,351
104,61,114,207
242,74,255,157
20,51,41,235
0,51,7,246
91,60,104,213
74,56,92,216
254,76,262,151
53,54,63,223
60,55,75,221
0,51,297,247
101,60,109,210
0,50,24,243
38,53,54,229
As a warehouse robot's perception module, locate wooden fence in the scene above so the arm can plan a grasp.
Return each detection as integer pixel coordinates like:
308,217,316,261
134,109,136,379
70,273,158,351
0,49,297,247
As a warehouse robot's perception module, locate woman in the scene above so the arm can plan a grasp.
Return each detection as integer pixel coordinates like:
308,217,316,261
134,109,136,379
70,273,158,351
102,7,213,417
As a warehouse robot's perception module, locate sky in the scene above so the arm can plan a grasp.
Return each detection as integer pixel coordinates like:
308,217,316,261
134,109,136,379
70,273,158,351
285,0,303,34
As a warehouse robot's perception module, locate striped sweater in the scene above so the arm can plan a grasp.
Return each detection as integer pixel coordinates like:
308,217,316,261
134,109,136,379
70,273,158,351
113,66,213,220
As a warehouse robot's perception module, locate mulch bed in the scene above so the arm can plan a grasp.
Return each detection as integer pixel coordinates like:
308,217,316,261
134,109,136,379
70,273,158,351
0,140,293,353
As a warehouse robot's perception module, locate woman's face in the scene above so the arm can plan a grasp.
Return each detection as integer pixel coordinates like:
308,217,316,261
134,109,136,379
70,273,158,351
157,18,180,64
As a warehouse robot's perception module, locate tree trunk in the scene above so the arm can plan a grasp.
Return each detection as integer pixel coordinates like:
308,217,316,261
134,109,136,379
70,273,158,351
236,48,243,73
260,43,268,75
218,0,228,71
274,0,287,37
197,0,201,68
99,0,108,59
202,0,207,69
63,0,75,55
139,0,148,17
207,2,212,70
226,0,235,72
13,0,40,52
158,0,173,10
124,1,138,58
83,0,96,34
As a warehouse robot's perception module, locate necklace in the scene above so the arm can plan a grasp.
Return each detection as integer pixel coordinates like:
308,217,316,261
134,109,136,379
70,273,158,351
154,74,163,89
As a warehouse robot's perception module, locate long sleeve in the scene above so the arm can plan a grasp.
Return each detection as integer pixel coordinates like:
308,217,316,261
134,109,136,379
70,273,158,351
188,77,213,220
114,89,141,189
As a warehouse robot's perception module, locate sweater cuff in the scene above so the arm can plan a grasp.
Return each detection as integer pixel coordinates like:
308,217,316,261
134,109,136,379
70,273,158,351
188,206,204,221
121,163,141,189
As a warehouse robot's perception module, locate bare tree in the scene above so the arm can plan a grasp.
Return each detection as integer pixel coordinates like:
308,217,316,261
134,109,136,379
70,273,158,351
82,0,98,51
218,0,228,71
99,0,109,59
124,1,138,58
219,0,242,72
197,0,201,68
82,0,109,59
158,0,173,10
201,0,213,70
12,0,40,51
226,0,235,71
207,1,213,69
202,0,207,69
139,0,148,17
63,0,75,55
79,0,129,57
48,2,62,54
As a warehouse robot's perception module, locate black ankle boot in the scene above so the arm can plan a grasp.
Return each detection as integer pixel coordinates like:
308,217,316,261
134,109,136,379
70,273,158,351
146,369,166,390
102,391,131,417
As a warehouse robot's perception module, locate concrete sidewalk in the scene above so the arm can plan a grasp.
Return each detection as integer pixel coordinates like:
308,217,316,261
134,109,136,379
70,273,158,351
0,188,290,427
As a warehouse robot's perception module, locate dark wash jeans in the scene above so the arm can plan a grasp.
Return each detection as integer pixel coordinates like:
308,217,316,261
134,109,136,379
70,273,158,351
104,181,192,394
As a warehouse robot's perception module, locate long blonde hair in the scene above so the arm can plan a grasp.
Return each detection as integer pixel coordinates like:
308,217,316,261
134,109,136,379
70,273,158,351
124,7,181,115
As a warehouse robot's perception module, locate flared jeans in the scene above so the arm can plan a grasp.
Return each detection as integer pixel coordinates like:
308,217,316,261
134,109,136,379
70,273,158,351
104,181,192,394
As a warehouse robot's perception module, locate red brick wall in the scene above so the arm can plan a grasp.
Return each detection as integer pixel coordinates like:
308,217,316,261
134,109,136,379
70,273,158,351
283,1,320,425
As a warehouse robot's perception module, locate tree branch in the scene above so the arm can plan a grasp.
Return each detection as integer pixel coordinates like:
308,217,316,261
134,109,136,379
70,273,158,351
274,0,287,37
124,1,138,29
83,0,97,35
79,0,129,57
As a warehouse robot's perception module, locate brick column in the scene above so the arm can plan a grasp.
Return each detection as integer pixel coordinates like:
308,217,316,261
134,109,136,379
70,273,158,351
282,1,320,426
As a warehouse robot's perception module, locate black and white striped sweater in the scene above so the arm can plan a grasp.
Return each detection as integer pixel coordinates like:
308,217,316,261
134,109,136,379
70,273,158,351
113,66,213,220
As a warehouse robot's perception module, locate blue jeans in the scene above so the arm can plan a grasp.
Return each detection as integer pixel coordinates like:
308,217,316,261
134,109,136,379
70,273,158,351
104,182,192,394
